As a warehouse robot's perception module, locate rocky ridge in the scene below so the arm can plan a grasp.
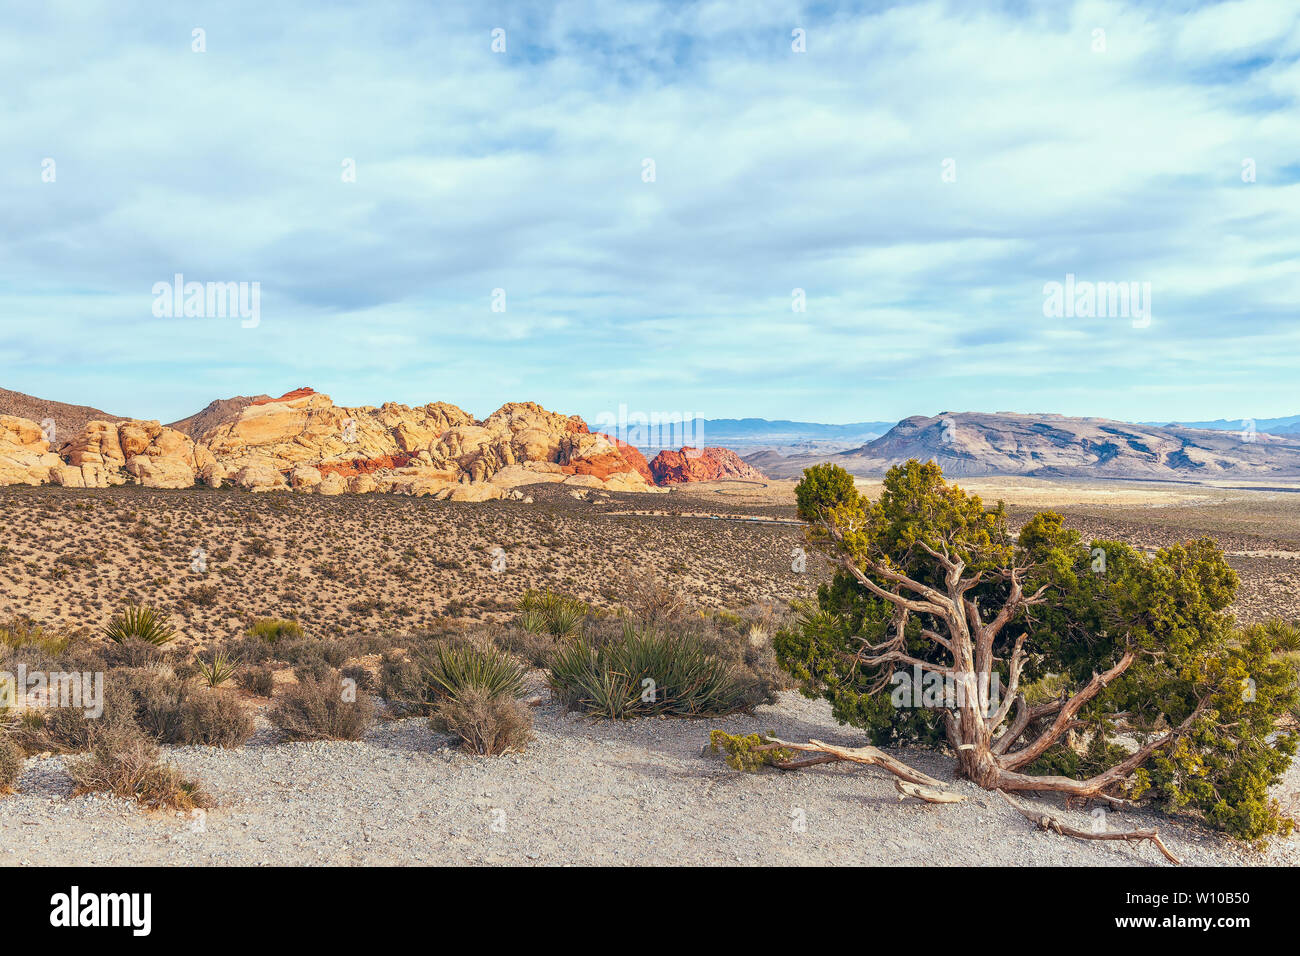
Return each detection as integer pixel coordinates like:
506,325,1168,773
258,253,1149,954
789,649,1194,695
0,388,766,499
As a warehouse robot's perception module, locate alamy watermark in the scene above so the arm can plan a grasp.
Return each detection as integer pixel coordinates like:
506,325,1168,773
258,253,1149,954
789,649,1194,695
1042,273,1151,328
152,273,260,328
0,664,103,718
591,404,705,455
890,665,1002,718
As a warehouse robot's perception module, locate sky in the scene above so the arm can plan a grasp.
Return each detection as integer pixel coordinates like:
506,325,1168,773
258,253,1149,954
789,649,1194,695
2,0,1299,426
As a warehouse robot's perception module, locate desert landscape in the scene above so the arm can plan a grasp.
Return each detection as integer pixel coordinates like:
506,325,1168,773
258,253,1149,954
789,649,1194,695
7,3,1300,918
3,433,1300,866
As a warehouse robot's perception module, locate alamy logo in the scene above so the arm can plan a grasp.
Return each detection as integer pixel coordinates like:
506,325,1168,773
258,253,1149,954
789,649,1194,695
1042,273,1151,328
49,887,151,936
152,273,260,328
0,665,103,717
591,404,705,457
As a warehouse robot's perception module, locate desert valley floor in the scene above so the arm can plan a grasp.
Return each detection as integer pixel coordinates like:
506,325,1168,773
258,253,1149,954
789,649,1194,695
3,476,1300,865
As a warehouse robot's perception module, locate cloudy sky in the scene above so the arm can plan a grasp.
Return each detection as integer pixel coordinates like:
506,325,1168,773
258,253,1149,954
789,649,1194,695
3,0,1298,426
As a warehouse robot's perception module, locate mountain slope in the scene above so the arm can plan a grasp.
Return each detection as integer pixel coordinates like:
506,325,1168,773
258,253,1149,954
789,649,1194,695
0,387,123,440
750,412,1300,480
167,394,271,439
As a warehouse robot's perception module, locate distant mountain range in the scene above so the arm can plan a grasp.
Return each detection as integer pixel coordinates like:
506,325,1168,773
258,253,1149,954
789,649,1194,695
1144,415,1300,436
625,417,895,455
746,412,1300,481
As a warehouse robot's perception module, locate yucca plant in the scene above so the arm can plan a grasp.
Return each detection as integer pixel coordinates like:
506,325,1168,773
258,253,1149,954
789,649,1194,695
540,591,587,638
195,649,240,688
1264,620,1300,654
418,642,526,703
515,592,548,635
104,604,176,646
548,623,744,719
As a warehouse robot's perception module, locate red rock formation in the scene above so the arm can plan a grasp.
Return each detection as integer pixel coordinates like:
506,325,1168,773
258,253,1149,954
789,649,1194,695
250,386,317,407
648,446,767,484
316,454,413,479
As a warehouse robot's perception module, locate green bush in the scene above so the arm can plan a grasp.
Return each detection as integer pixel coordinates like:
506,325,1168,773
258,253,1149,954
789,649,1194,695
104,604,176,646
548,623,744,719
248,618,304,644
419,642,526,702
778,459,1299,843
517,590,588,638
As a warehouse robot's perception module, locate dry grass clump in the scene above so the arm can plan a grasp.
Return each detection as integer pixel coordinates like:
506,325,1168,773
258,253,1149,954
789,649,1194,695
0,735,22,793
67,726,213,811
269,672,375,741
237,665,276,696
433,688,532,756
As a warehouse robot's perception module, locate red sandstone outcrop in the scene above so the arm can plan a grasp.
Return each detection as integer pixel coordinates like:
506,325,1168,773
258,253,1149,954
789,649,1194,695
648,446,768,484
0,387,761,496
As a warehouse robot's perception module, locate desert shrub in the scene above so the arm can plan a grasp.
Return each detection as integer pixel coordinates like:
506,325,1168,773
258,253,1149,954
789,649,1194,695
549,624,745,719
0,735,22,793
175,689,254,747
101,637,171,668
378,651,427,715
419,642,526,702
517,590,587,638
495,626,556,668
12,675,138,755
433,688,531,755
321,643,349,668
621,570,687,626
195,648,239,688
709,730,794,771
779,459,1300,843
293,657,335,684
66,725,212,811
119,667,189,743
269,673,375,741
341,664,374,691
237,665,276,697
0,616,74,655
104,604,176,646
248,618,303,644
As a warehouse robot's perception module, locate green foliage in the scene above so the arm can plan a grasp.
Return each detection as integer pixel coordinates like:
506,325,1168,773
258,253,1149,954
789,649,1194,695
248,618,303,644
776,459,1299,843
195,648,239,688
549,624,744,719
517,590,588,638
708,730,793,771
104,604,176,646
0,616,74,655
418,642,526,703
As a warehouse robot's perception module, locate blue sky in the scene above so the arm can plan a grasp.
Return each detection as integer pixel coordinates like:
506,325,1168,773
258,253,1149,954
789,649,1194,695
3,0,1299,425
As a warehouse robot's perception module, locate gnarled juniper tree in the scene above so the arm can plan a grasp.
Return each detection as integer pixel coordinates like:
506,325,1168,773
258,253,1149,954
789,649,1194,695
776,459,1297,842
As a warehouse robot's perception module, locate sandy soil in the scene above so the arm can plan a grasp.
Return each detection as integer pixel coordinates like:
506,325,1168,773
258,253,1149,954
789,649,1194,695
4,691,1296,867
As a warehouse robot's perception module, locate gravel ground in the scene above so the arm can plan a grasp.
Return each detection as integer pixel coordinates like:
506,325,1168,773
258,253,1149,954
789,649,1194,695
3,691,1297,867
